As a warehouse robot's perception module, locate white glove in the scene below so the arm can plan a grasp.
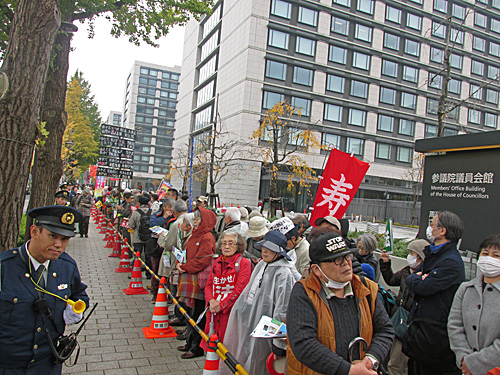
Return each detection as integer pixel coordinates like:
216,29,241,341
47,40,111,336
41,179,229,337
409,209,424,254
63,303,83,325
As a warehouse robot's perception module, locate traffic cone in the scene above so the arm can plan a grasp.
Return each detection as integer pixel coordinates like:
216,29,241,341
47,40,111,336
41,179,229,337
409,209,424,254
109,232,121,258
96,212,102,228
99,218,107,234
104,226,114,248
123,253,149,295
203,334,220,375
115,247,132,273
142,277,177,339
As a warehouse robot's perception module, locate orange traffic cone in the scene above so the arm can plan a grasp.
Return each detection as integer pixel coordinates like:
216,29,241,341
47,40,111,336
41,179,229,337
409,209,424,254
123,253,149,295
96,212,102,228
203,334,220,375
115,247,132,273
104,226,114,248
109,233,121,258
99,219,107,234
142,277,177,339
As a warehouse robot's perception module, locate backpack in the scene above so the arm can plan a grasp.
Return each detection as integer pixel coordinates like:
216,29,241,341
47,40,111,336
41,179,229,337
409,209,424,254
360,276,397,316
138,208,152,242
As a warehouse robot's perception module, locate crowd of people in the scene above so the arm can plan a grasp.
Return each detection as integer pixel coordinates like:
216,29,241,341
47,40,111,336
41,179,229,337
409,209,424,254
84,185,499,375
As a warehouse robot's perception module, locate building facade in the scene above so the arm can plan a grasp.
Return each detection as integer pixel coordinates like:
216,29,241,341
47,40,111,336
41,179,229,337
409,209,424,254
172,0,500,216
106,111,122,126
122,61,181,190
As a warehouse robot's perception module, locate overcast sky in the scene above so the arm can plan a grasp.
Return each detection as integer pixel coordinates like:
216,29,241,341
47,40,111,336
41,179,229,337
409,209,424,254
68,17,185,121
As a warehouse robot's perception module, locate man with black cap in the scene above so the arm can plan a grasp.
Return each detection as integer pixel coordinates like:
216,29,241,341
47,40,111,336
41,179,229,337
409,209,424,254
54,190,70,206
286,232,394,375
0,205,89,374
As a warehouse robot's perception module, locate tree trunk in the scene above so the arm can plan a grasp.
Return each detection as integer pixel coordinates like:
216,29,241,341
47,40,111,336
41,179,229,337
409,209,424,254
25,31,71,239
0,0,61,251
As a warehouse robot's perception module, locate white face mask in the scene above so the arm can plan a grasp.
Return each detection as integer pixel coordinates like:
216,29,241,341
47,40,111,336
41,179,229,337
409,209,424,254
477,256,500,278
426,226,435,243
407,254,419,269
316,265,349,290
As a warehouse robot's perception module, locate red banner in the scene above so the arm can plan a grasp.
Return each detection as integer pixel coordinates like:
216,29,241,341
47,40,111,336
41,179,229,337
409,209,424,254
310,149,370,226
89,165,97,179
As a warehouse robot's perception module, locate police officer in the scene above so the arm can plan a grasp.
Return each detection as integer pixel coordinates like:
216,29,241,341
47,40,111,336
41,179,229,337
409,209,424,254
54,190,70,206
0,205,89,374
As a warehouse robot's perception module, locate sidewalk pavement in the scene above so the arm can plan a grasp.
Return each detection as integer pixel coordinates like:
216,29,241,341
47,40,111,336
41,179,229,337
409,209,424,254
62,221,206,375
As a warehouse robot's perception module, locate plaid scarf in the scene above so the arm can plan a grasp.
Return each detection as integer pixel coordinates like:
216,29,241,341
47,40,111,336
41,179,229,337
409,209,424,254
177,271,204,308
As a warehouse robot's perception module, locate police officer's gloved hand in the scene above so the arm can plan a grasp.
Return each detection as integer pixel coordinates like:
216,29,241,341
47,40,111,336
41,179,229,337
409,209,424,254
63,304,83,325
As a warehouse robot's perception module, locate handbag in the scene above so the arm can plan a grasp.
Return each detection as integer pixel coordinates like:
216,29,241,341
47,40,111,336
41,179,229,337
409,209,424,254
402,317,457,370
197,256,215,289
390,285,410,341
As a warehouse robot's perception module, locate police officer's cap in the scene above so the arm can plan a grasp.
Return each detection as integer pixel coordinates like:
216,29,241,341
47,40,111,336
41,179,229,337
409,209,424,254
59,183,68,190
55,190,70,199
28,205,83,237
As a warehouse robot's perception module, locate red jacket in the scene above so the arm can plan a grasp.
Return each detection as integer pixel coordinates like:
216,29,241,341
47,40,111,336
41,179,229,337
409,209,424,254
180,207,216,274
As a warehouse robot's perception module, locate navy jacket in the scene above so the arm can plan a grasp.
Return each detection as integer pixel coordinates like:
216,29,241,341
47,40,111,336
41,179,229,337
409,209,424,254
405,241,465,323
0,243,89,369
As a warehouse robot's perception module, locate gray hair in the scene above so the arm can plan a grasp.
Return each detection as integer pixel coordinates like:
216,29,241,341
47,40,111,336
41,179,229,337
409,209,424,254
225,207,241,222
162,197,175,208
183,213,194,228
292,214,311,230
173,199,187,214
217,231,247,254
437,211,464,242
358,233,378,253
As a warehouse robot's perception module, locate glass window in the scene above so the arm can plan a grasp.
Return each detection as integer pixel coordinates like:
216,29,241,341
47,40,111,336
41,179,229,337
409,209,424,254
386,6,401,23
430,47,444,63
378,114,394,132
324,103,343,122
271,0,292,19
357,0,374,14
322,133,340,149
429,74,442,89
355,24,372,42
399,119,415,136
434,0,447,12
350,80,368,98
346,137,364,156
443,127,458,136
427,98,439,114
333,0,351,7
473,36,486,52
451,29,464,44
268,29,289,49
494,0,500,9
348,108,366,126
263,91,284,109
488,66,500,80
376,143,392,160
380,87,396,105
409,0,423,4
397,146,412,163
485,113,498,128
448,79,461,94
470,84,483,100
486,89,499,104
468,108,481,124
199,55,217,83
140,67,149,75
401,92,417,109
493,19,500,34
475,12,487,28
291,97,311,116
452,4,465,19
403,66,419,83
382,60,398,77
266,60,287,80
407,14,422,30
352,52,371,70
171,73,180,81
296,36,316,56
162,72,171,80
425,124,438,138
331,17,350,35
293,66,313,86
326,75,345,93
200,30,219,60
384,33,400,50
329,45,347,64
432,21,446,38
405,40,420,57
298,7,318,26
490,42,500,57
450,54,463,69
472,60,484,76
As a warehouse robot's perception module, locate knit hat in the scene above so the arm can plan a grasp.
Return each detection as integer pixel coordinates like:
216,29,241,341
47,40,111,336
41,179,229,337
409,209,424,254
246,216,269,238
407,239,429,260
361,263,375,281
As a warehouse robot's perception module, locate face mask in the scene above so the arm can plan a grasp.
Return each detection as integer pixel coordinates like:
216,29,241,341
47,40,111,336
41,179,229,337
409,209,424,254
407,254,419,269
316,265,349,290
477,256,500,278
426,226,435,243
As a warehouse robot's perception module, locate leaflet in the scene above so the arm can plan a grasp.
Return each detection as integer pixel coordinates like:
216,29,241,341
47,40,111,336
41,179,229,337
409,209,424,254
172,246,186,264
250,315,287,339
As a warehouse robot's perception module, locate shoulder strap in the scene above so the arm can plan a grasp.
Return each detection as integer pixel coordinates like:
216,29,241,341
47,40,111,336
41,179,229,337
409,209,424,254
235,255,243,272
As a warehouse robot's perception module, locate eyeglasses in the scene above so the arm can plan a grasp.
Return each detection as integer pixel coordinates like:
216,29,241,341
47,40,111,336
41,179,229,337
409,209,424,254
324,253,354,266
221,241,236,247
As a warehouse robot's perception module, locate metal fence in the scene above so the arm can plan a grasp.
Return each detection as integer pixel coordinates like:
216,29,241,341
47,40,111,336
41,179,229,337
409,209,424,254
345,198,421,226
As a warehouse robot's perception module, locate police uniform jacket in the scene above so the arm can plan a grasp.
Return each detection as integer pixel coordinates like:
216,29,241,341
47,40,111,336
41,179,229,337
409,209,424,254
0,243,89,369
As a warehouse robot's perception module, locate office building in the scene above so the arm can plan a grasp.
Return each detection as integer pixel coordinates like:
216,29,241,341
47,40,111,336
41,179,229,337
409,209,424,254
172,0,500,217
122,61,181,190
106,111,122,126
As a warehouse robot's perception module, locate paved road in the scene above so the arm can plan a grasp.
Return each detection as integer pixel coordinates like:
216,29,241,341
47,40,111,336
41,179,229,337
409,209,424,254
62,220,206,375
348,221,419,241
